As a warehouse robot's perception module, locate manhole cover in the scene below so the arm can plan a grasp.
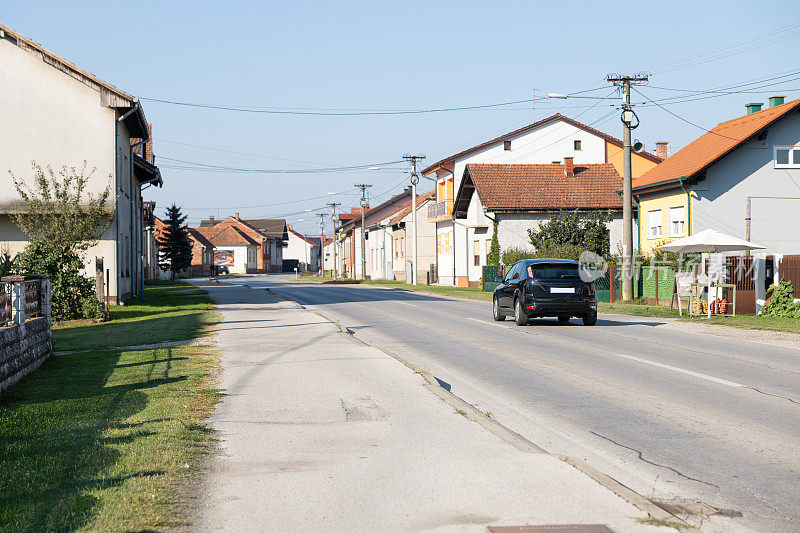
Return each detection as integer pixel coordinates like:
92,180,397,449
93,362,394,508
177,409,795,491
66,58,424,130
488,526,614,533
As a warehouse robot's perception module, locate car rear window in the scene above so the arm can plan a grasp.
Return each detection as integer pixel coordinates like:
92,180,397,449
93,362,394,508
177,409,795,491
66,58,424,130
529,263,580,280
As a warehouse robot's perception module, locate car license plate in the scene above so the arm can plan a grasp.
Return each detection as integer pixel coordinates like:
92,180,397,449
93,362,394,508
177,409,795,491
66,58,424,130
550,287,575,293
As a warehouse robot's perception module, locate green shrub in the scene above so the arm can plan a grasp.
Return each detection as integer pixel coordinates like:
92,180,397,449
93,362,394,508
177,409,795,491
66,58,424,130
501,247,535,267
760,279,800,318
528,210,611,259
17,242,99,321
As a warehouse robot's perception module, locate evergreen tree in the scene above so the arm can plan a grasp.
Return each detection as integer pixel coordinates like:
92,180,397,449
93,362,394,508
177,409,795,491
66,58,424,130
487,219,500,265
158,204,193,279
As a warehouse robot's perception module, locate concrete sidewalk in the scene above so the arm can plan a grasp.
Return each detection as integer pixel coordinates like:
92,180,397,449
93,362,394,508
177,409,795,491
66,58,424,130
192,279,671,532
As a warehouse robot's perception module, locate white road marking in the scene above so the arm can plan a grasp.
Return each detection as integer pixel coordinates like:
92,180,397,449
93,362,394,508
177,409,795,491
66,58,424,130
395,301,417,307
466,317,508,328
615,353,746,388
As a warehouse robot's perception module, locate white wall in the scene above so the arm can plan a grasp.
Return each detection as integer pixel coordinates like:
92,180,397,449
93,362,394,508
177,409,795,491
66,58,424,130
0,37,143,302
433,118,610,285
692,114,800,254
284,231,316,270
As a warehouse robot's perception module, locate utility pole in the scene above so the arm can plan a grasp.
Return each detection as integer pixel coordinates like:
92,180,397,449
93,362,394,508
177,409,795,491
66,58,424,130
403,154,426,285
317,213,326,276
607,74,648,301
355,183,372,280
327,202,341,278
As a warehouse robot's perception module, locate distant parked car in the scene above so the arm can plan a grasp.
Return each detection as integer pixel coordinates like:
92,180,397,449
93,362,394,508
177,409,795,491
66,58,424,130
217,265,229,275
493,259,597,326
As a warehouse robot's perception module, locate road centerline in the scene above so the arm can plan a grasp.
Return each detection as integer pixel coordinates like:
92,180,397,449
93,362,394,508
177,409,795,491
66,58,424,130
615,353,746,388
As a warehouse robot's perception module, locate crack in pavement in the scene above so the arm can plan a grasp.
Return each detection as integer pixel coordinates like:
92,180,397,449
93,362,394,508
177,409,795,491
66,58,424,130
591,431,720,488
746,386,800,405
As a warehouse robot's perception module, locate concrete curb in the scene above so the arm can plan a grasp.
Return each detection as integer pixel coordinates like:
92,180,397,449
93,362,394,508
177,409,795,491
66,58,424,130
266,287,684,526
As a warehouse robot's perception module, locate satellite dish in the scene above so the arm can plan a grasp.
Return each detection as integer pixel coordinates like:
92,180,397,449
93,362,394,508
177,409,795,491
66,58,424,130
632,139,644,153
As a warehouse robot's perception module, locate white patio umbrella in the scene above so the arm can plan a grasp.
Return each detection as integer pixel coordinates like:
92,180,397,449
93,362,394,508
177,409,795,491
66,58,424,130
656,229,765,317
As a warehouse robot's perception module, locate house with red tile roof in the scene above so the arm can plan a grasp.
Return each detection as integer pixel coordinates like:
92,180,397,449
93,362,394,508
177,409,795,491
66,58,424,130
195,225,260,274
337,188,419,279
453,159,626,286
363,189,436,281
632,97,800,314
199,214,287,273
420,113,661,286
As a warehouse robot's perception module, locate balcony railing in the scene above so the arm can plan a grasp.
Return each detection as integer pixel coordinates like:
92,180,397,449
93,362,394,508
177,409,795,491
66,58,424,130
427,199,453,221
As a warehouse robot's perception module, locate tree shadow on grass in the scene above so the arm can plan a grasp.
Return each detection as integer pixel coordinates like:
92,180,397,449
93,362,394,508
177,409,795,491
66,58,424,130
54,311,213,352
0,346,179,531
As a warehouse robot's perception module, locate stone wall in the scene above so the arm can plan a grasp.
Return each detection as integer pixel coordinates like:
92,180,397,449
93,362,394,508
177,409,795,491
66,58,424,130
0,276,52,393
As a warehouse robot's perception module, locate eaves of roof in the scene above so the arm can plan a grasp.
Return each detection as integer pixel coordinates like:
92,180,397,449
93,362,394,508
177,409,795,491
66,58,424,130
421,113,661,175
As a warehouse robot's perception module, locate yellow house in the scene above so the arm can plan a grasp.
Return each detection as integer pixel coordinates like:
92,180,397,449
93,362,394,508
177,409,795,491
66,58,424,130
632,97,800,255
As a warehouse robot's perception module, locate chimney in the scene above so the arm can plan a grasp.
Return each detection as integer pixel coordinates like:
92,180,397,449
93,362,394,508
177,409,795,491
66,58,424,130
234,212,240,219
769,95,785,107
563,157,574,178
209,215,215,223
655,141,668,160
745,102,763,114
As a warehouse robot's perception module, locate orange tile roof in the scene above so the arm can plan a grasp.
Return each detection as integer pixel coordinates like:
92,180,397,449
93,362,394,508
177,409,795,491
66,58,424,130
198,225,259,247
633,99,800,191
422,113,662,175
455,163,622,217
387,190,436,225
187,228,214,249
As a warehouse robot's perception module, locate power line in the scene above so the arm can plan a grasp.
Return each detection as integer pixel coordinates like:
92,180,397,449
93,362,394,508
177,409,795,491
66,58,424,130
140,95,548,116
157,156,405,174
632,87,743,141
641,21,800,74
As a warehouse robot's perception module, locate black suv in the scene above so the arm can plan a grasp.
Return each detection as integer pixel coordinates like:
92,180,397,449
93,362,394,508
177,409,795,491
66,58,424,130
493,259,597,326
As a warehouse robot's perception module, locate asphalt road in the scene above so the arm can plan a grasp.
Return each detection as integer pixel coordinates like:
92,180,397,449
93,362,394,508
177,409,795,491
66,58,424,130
232,275,800,531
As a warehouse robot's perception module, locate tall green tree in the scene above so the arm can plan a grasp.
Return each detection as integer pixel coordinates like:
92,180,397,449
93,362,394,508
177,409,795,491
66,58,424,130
158,204,193,279
10,161,113,320
487,219,500,265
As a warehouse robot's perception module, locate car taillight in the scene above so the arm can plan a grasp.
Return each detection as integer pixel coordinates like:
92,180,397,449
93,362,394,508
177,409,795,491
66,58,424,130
527,304,537,310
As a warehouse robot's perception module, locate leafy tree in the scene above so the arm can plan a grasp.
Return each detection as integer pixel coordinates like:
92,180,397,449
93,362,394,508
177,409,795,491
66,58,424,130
487,219,500,265
528,210,611,259
10,161,112,320
11,162,112,255
158,204,193,279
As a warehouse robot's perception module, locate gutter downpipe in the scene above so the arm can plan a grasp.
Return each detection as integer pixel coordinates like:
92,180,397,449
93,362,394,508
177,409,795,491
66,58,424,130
679,177,691,237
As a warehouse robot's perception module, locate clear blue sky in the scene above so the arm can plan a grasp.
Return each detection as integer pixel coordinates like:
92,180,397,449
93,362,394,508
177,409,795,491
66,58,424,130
4,2,799,234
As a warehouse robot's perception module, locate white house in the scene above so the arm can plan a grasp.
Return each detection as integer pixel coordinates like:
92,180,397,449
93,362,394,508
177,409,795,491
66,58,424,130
0,22,162,303
453,160,627,285
196,225,259,274
421,114,661,286
284,227,320,271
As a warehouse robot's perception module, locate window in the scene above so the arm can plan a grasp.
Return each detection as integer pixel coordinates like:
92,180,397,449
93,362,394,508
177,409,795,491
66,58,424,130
574,140,582,151
669,206,685,237
486,239,492,264
647,209,662,239
503,140,511,151
774,145,800,168
473,240,480,266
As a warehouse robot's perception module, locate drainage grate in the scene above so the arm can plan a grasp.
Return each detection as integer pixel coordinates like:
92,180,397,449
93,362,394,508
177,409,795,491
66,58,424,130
488,526,614,533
